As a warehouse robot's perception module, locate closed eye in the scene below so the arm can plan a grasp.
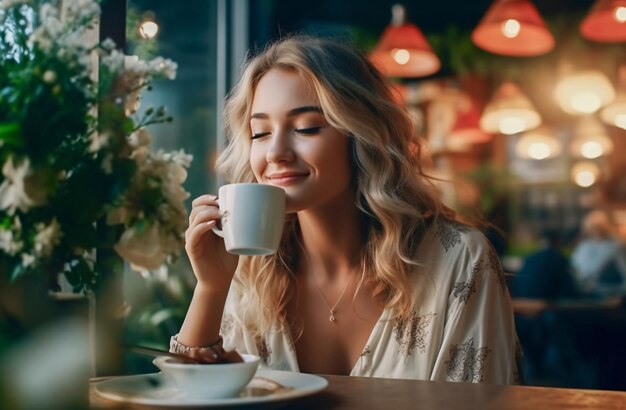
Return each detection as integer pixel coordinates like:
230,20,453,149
251,132,271,140
295,127,322,135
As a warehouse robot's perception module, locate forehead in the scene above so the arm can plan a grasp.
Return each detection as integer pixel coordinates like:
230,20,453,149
251,68,319,115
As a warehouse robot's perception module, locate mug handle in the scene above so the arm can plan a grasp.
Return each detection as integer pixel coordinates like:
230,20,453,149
211,208,227,238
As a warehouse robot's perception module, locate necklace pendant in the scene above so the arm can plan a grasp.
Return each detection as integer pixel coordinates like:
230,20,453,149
329,309,336,322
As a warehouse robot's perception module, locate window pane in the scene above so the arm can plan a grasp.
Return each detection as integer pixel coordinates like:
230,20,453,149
127,0,219,200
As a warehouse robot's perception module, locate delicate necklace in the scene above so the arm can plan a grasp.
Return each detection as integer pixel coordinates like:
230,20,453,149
311,274,354,323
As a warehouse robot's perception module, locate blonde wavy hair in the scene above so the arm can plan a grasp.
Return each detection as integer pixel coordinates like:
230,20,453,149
216,35,455,338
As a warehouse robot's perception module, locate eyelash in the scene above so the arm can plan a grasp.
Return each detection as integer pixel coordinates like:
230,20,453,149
251,132,271,140
295,127,322,135
250,127,322,139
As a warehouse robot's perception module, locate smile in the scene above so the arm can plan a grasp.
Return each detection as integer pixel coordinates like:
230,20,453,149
267,172,309,186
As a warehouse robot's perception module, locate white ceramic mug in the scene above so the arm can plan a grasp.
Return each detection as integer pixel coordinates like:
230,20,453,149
212,183,286,255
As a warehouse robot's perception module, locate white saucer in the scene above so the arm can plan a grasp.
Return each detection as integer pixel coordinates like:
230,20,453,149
94,369,329,407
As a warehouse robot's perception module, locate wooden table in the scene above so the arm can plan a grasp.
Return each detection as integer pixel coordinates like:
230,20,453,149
91,374,626,410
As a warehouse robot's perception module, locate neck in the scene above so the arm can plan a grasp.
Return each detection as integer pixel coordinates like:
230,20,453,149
296,189,364,283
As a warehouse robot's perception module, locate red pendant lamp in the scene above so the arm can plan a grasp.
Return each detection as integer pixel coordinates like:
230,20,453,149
449,96,492,148
580,0,626,42
471,0,555,56
369,4,440,78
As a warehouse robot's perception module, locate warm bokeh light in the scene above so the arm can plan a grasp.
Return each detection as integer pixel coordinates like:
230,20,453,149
570,92,603,113
499,117,526,134
581,141,604,159
528,142,551,160
471,0,554,56
580,0,626,42
554,70,615,114
571,116,613,159
369,4,440,77
480,82,542,135
515,126,562,160
616,114,626,129
572,162,600,187
139,21,159,39
392,48,411,65
502,19,521,38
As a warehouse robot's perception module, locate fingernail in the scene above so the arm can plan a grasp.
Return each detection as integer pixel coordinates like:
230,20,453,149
207,220,216,226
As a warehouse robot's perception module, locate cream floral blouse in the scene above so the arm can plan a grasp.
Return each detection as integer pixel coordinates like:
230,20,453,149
219,221,522,384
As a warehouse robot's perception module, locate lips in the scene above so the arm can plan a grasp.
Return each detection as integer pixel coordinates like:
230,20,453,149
266,171,309,186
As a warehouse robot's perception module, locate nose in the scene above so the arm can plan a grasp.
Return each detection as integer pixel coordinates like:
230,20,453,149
266,128,295,164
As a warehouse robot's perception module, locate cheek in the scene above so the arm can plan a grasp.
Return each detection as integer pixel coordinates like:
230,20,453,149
249,144,265,180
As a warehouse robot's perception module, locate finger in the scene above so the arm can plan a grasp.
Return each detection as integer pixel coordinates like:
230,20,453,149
185,220,219,249
192,194,218,208
189,207,221,228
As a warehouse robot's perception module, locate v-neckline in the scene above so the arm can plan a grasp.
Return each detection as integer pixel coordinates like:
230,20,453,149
285,306,391,375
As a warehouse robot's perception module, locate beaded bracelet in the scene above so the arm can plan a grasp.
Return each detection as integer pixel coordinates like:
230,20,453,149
170,334,225,359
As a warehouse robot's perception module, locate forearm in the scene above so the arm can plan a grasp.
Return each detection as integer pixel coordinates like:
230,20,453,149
177,283,229,346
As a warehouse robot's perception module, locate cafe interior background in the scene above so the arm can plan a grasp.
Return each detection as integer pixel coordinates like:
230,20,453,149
0,0,625,407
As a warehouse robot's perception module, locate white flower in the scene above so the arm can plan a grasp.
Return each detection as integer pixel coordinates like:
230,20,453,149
165,149,193,169
128,128,151,148
114,223,167,271
0,156,47,215
21,253,36,268
0,228,23,255
101,49,125,72
148,57,177,80
33,219,62,257
124,56,149,75
101,38,116,51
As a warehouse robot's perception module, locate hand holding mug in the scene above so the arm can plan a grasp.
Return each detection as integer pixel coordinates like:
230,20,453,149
185,195,238,291
185,183,285,290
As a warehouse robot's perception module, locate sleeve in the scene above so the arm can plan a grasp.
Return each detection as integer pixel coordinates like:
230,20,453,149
430,232,522,385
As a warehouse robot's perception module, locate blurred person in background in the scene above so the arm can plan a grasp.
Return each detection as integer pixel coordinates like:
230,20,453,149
510,229,578,301
571,210,626,299
509,229,579,384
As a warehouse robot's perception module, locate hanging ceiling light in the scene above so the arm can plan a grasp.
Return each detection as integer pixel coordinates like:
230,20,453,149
369,4,440,78
571,161,601,188
448,95,492,149
580,0,626,42
554,70,615,115
571,116,614,159
515,126,561,160
479,81,542,135
471,0,555,56
601,65,626,130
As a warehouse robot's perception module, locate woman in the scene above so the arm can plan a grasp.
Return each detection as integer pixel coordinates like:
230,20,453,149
174,36,520,384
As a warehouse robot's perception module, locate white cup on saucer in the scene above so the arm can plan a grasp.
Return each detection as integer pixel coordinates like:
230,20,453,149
212,183,286,255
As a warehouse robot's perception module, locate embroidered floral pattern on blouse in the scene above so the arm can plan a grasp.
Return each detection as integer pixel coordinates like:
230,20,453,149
445,337,491,383
393,311,436,356
361,345,372,357
255,335,272,365
486,243,507,291
437,221,471,253
452,279,477,304
220,314,235,337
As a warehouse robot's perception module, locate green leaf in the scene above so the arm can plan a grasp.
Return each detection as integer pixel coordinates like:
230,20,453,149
0,123,22,147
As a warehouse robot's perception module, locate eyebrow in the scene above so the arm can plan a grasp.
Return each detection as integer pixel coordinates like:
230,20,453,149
250,106,323,120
